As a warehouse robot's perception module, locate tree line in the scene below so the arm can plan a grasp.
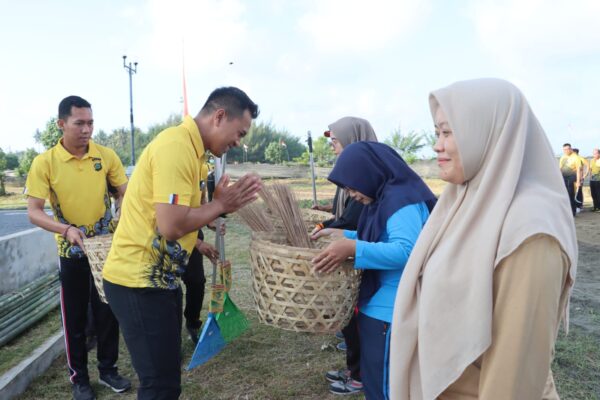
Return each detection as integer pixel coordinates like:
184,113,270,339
0,114,433,195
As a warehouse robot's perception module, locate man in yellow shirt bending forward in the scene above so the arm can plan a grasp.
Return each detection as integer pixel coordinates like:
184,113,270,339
102,87,262,399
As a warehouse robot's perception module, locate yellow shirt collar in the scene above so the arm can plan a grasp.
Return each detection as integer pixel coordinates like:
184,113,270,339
182,115,206,160
55,139,101,161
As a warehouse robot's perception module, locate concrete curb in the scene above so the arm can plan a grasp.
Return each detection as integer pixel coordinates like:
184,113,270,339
0,330,64,400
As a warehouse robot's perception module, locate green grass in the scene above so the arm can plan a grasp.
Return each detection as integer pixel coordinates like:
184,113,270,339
0,308,61,375
0,186,27,209
553,327,600,399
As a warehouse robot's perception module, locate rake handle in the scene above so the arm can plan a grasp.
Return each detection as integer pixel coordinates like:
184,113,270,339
211,155,227,286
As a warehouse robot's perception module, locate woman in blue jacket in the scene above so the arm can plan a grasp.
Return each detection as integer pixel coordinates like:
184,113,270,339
312,141,436,400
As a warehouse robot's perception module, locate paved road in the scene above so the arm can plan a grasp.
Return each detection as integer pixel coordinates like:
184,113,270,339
0,209,46,236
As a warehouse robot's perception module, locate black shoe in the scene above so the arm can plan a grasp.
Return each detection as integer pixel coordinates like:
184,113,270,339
187,321,202,344
72,382,96,400
99,373,131,393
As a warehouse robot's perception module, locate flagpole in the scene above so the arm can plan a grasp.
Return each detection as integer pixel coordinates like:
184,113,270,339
122,55,138,167
182,40,189,117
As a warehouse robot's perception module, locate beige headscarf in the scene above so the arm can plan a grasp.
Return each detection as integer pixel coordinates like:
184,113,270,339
328,116,378,218
389,78,577,400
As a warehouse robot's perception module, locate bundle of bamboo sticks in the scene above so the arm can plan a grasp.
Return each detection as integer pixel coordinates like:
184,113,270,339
260,184,313,248
236,202,273,232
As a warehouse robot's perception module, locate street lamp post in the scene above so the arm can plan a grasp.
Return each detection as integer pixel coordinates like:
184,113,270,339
307,131,318,207
123,55,138,166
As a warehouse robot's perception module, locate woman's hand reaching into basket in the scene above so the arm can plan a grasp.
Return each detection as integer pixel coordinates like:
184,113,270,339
310,227,344,240
312,238,355,274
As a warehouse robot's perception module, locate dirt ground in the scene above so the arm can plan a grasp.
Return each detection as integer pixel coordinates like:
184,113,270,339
570,209,600,335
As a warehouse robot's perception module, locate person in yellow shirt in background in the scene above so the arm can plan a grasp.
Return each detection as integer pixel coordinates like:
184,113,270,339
102,87,262,399
590,148,600,212
25,96,131,400
559,143,582,216
572,148,589,213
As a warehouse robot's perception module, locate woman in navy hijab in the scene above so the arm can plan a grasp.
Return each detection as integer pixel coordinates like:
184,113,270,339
312,141,436,400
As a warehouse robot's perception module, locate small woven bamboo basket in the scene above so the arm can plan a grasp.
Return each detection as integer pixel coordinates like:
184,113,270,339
250,231,361,334
84,235,113,304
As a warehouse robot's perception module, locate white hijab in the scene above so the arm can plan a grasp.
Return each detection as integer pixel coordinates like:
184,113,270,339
389,78,577,400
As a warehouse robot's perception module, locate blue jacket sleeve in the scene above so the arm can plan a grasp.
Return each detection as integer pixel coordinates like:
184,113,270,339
344,230,358,239
354,203,427,270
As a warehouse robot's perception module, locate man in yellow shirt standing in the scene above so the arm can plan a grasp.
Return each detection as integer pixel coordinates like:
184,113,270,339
590,148,600,212
26,96,131,400
102,87,262,399
572,148,589,213
559,143,581,216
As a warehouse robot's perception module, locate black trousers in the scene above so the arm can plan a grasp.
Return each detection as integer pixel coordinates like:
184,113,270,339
562,175,577,216
341,312,361,381
182,231,206,330
104,280,183,400
58,257,119,384
575,185,584,208
591,181,600,209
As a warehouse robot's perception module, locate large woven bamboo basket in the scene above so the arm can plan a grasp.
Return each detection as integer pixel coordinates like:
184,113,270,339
250,231,361,334
84,235,113,304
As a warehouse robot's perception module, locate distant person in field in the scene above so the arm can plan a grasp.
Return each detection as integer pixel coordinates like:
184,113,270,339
25,96,131,400
311,116,378,396
590,148,600,212
572,148,589,213
559,143,581,216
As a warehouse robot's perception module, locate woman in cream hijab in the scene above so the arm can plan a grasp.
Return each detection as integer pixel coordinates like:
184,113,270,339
389,78,577,399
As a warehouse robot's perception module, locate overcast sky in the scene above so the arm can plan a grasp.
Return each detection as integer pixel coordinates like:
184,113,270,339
0,0,598,156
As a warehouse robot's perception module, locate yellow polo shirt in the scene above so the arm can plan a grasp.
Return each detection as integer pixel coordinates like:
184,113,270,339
590,158,600,181
25,140,127,258
103,116,206,289
578,155,589,171
559,153,581,176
